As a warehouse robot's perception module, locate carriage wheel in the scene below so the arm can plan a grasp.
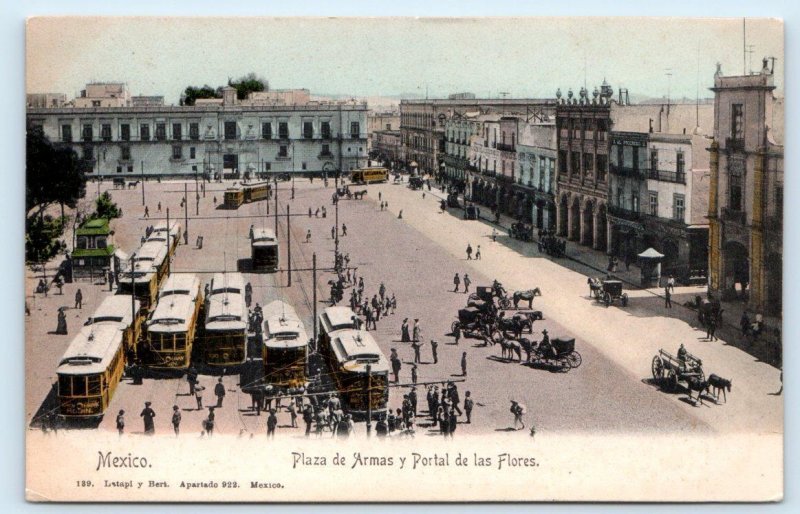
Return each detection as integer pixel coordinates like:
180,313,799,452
621,293,629,307
651,356,664,382
451,321,460,334
567,351,582,369
604,292,611,307
559,358,570,372
499,297,512,310
667,370,679,392
468,293,480,302
696,368,705,383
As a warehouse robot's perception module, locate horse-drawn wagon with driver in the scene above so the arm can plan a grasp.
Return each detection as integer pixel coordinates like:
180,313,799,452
588,277,629,307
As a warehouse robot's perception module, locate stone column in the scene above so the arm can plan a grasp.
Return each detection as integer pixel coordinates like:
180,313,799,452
592,209,602,250
556,196,565,236
707,142,722,292
606,219,614,255
749,149,766,312
567,199,575,240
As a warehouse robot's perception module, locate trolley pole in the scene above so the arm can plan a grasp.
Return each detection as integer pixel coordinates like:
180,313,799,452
286,204,292,287
274,180,279,235
184,183,189,244
166,208,171,267
366,364,372,437
195,174,200,216
141,161,145,206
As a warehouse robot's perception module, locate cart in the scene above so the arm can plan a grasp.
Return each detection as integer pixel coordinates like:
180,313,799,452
591,279,629,307
651,348,704,391
530,337,582,371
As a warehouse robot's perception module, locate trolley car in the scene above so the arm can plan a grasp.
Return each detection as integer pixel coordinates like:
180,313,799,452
318,306,359,349
88,294,145,357
143,274,203,369
251,228,279,272
262,301,309,387
116,240,170,309
203,272,248,366
243,181,271,203
350,167,389,184
224,187,245,209
147,220,182,255
57,295,142,418
324,328,389,418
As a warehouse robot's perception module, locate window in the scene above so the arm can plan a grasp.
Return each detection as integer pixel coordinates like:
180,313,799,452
128,165,134,173
386,123,391,130
632,146,639,170
172,145,182,160
649,191,658,216
140,124,150,141
83,146,93,161
76,236,88,249
558,150,567,174
350,122,360,138
596,154,607,181
303,121,313,139
172,123,182,141
120,124,130,141
92,100,101,107
120,146,131,161
631,194,640,213
82,124,93,142
321,121,331,139
650,149,658,173
278,122,289,139
775,185,783,216
321,144,331,156
673,194,685,221
571,151,580,173
189,122,199,140
616,187,623,207
156,123,166,141
101,124,112,142
264,162,271,172
96,237,107,249
61,125,72,142
224,121,237,140
539,157,546,190
729,171,742,211
731,104,744,140
261,122,272,140
583,153,593,172
676,151,685,175
279,145,288,157
302,162,307,170
190,147,196,159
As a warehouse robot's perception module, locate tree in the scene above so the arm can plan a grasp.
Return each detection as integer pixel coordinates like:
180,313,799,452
90,191,122,220
26,129,87,219
228,73,269,100
181,85,221,106
25,214,66,264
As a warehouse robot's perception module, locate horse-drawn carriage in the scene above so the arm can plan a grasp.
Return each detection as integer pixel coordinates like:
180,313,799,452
510,222,533,242
588,277,629,307
469,285,513,309
451,307,491,338
464,205,480,220
446,192,461,208
409,176,424,190
651,348,704,392
529,337,582,371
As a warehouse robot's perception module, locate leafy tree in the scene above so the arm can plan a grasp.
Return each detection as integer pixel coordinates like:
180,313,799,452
181,85,221,106
228,73,269,100
25,214,66,264
26,129,87,219
89,191,122,220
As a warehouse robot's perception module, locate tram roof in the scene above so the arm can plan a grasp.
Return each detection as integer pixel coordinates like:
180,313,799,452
135,240,168,263
205,290,247,330
159,274,200,299
319,306,358,333
89,294,140,327
57,324,124,375
252,228,277,245
329,329,389,373
149,294,197,332
263,301,308,349
210,272,244,295
147,221,181,242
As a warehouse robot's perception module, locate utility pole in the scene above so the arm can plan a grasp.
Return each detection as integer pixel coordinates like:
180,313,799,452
334,198,340,263
141,160,145,205
365,363,372,437
287,204,292,287
312,253,317,344
274,178,279,235
184,182,189,244
166,208,171,272
130,254,137,359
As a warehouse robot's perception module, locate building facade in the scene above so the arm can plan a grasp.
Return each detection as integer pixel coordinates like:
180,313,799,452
27,86,368,178
367,111,400,154
707,61,783,315
372,130,401,164
516,121,557,229
443,113,481,187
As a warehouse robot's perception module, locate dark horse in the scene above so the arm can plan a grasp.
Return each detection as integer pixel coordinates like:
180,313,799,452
685,376,710,406
694,295,723,327
353,190,368,200
512,288,542,309
707,374,732,403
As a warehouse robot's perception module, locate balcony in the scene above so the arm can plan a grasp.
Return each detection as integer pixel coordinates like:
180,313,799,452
608,205,641,221
610,164,647,179
648,169,686,184
721,207,746,224
318,151,333,159
496,143,516,152
725,137,745,152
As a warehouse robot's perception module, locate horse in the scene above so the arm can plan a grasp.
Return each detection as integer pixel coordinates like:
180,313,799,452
512,288,542,309
707,374,732,403
127,180,140,189
517,338,536,363
498,338,521,362
588,277,602,298
496,314,526,339
695,296,723,327
685,376,710,406
353,190,367,200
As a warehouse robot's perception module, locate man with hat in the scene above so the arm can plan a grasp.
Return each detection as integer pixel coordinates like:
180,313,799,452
412,319,421,343
214,377,226,407
539,329,555,359
171,405,182,436
390,348,402,383
267,409,278,438
140,402,156,435
116,409,125,437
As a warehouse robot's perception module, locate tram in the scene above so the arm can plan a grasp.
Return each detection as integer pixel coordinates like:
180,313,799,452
203,272,248,366
56,295,142,418
116,240,170,309
147,220,182,255
262,301,309,387
223,187,245,209
143,274,203,369
317,307,388,418
350,167,389,184
251,228,279,272
243,181,271,203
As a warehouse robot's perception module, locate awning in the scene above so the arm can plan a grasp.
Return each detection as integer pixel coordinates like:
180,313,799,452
638,247,664,259
410,161,418,167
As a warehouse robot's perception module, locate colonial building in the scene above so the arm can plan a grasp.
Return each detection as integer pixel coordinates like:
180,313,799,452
372,130,402,164
707,60,783,316
516,120,557,229
443,112,481,186
367,111,400,154
27,84,368,178
468,115,523,215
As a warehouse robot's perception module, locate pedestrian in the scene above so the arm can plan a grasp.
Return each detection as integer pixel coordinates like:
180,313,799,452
116,409,125,437
437,407,448,435
430,339,439,364
107,270,114,291
667,275,676,293
476,245,481,260
510,400,525,430
74,288,83,309
303,405,314,436
214,377,226,407
331,226,336,239
213,196,217,205
466,244,473,260
411,364,418,385
205,408,215,437
740,311,751,335
252,387,264,416
448,408,458,438
665,287,672,308
379,191,382,202
401,318,410,342
453,324,461,345
463,274,471,294
187,366,198,395
492,228,497,242
308,207,312,218
412,319,421,342
267,409,278,438
144,206,150,218
322,206,327,218
249,224,254,240
391,294,397,314
461,352,468,376
289,402,298,428
342,224,348,236
195,382,205,410
141,401,156,435
158,201,162,212
411,339,423,363
306,229,311,243
55,308,68,335
707,317,718,341
171,405,181,436
364,306,374,331
453,273,460,293
464,392,474,424
390,348,402,383
315,208,320,217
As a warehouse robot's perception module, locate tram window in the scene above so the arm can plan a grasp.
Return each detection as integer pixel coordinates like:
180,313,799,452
59,375,72,395
175,334,186,350
87,376,101,395
73,376,87,396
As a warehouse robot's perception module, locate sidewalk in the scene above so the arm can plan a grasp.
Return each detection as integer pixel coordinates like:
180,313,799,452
428,183,781,368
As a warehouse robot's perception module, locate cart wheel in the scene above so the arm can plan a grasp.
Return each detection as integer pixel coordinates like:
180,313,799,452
651,356,664,382
622,293,629,307
604,292,611,307
567,351,582,368
451,321,460,334
667,369,679,392
468,293,480,302
500,297,512,309
697,369,705,383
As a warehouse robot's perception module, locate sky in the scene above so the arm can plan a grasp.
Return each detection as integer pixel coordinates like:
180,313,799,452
26,17,784,104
